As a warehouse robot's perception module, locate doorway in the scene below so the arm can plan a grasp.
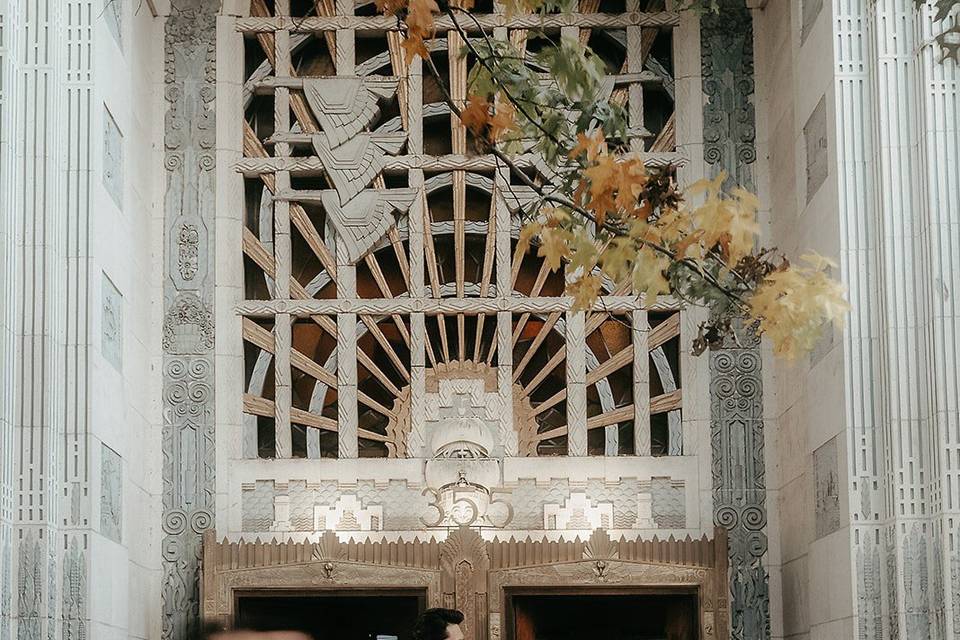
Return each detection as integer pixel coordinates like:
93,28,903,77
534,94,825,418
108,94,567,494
507,590,698,640
236,590,426,640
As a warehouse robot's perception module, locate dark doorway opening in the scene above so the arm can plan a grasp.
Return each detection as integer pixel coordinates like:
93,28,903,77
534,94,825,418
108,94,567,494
507,590,698,640
236,590,425,640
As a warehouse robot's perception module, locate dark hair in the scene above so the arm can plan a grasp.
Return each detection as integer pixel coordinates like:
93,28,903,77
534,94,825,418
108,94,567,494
413,608,464,640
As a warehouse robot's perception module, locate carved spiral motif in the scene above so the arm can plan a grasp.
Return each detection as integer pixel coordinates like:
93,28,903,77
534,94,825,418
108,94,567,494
163,510,188,535
715,506,738,529
190,510,212,534
712,351,737,375
189,359,211,379
166,381,189,406
166,359,187,380
741,505,766,530
165,153,184,171
198,153,216,171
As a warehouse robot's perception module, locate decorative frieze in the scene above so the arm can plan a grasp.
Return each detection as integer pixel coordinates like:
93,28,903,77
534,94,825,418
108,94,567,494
241,476,687,534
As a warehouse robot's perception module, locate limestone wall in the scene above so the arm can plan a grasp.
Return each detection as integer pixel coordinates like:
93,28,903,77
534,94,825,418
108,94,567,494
0,1,165,639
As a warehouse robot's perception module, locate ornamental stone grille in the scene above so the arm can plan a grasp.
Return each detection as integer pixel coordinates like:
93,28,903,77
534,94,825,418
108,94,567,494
235,0,689,462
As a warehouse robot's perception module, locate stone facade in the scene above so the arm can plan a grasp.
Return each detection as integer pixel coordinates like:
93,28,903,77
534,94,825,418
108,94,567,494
0,1,956,640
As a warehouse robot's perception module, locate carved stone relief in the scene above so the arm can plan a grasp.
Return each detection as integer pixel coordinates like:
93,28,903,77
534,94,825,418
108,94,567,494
61,537,86,640
103,0,122,49
856,531,882,640
242,476,687,534
103,107,123,209
804,95,828,203
101,272,122,372
162,1,217,638
280,76,416,265
100,444,122,544
813,436,840,539
904,524,930,638
17,531,42,640
544,493,613,530
702,3,769,638
800,0,823,44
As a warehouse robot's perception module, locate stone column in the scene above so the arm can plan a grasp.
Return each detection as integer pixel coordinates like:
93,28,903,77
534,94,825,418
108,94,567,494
161,1,218,638
701,2,770,639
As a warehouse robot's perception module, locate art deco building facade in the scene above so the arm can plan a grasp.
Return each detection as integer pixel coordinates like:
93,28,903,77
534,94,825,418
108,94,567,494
0,1,956,639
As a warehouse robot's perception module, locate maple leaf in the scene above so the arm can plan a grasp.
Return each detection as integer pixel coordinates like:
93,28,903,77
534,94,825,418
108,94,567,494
460,94,491,137
567,233,599,277
569,128,607,161
489,100,517,142
631,246,671,304
517,221,542,256
568,274,602,310
538,226,572,271
748,254,849,358
401,0,439,63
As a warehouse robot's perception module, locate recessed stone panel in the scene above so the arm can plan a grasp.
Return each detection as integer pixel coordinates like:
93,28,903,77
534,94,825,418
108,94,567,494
804,95,829,203
103,108,123,209
101,271,123,372
103,0,123,49
814,435,840,538
801,0,823,44
100,443,123,543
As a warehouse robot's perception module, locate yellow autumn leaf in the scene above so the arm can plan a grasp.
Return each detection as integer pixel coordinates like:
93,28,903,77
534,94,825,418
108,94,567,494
631,246,670,305
538,226,572,271
748,256,849,359
517,221,542,256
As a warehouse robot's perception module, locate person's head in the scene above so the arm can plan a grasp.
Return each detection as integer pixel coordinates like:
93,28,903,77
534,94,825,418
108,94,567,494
412,608,465,640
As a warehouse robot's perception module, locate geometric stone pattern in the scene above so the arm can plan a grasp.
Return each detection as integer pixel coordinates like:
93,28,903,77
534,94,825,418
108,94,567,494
100,444,122,543
813,436,840,539
161,1,217,639
241,477,686,533
236,2,683,462
702,2,769,639
101,272,123,372
803,95,828,203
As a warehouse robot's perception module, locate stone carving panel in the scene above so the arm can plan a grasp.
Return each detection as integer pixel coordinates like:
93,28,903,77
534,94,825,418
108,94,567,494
703,3,769,638
100,444,122,543
813,436,840,539
61,536,87,640
804,95,828,203
904,524,930,638
856,531,882,640
242,476,686,534
544,493,613,530
103,0,122,49
17,531,42,640
801,0,823,44
162,1,217,638
103,107,123,209
101,272,123,372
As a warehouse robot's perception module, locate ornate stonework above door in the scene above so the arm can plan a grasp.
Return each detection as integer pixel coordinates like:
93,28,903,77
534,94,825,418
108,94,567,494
201,527,729,640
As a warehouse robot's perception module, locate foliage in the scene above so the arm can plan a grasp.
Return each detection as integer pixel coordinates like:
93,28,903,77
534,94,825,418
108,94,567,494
376,0,851,358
